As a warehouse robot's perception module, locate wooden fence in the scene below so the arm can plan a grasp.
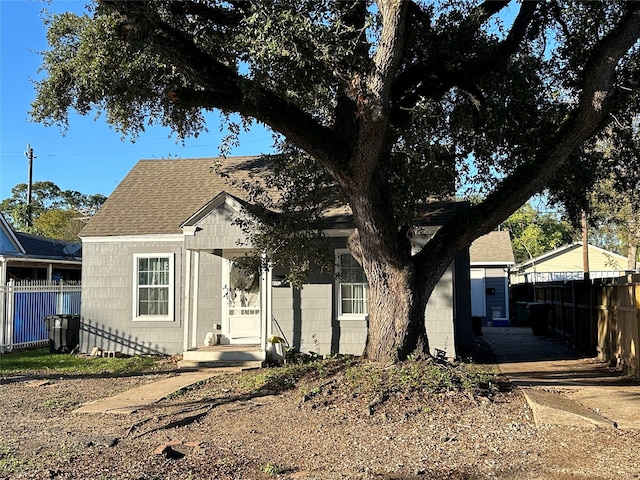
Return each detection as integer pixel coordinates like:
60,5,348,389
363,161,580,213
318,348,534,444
513,274,640,377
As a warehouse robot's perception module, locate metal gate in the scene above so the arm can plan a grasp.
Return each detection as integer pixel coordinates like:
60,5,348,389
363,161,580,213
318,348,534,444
0,280,81,352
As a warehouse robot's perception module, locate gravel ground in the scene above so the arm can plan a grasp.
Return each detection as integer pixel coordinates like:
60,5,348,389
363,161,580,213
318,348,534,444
1,357,639,480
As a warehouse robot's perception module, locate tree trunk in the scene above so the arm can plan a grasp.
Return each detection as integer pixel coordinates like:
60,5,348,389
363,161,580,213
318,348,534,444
628,244,638,270
363,259,432,362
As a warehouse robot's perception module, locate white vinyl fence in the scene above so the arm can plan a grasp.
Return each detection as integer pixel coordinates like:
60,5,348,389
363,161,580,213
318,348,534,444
0,280,81,353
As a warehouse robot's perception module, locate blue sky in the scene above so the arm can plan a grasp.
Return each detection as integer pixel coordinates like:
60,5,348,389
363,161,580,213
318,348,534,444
0,0,273,200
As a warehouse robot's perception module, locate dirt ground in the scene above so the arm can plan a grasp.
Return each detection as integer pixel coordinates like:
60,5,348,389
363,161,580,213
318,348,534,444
1,354,640,480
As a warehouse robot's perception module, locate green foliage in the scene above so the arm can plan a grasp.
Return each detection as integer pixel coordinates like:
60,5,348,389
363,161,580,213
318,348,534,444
343,359,503,399
501,202,577,263
29,1,640,361
0,446,31,476
260,462,285,476
0,181,106,240
236,356,351,393
0,348,170,375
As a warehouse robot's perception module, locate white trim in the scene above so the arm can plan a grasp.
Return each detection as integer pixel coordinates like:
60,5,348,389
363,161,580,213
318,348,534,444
81,234,183,244
335,249,369,321
221,259,230,336
260,257,272,354
191,251,200,348
132,253,175,322
503,275,510,320
0,256,81,266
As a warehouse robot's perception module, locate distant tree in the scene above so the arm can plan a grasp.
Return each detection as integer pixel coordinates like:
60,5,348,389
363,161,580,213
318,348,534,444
548,123,640,270
0,181,106,241
30,1,640,362
501,203,577,264
588,172,640,270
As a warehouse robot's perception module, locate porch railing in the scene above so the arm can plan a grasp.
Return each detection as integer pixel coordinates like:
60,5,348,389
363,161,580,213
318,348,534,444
0,280,81,353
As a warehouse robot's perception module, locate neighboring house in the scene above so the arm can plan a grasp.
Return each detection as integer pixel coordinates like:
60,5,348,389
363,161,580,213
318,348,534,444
469,231,515,326
0,212,82,282
79,157,472,363
511,242,629,284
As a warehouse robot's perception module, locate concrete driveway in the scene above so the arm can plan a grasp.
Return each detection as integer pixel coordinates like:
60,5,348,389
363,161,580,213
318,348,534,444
482,326,640,430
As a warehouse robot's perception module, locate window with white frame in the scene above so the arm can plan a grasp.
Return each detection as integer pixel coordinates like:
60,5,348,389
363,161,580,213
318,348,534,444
133,254,174,321
337,251,369,318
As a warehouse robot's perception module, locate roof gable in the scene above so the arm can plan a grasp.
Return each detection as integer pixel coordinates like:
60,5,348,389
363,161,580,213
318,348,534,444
180,192,247,230
0,212,25,254
470,231,515,265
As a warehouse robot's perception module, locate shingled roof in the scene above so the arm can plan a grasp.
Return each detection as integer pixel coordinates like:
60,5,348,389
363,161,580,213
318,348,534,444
81,156,463,238
469,231,515,264
80,157,265,237
13,231,82,259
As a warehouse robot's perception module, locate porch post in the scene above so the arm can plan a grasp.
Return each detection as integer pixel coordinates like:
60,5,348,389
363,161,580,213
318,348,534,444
183,249,192,352
191,251,200,349
260,253,272,354
1,258,7,284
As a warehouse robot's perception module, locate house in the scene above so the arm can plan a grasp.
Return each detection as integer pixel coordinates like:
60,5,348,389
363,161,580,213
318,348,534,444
79,157,472,363
469,231,515,326
0,212,82,282
511,242,629,284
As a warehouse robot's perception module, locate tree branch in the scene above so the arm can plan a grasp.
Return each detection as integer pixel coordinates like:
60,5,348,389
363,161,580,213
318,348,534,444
391,1,538,122
416,2,640,268
99,0,350,183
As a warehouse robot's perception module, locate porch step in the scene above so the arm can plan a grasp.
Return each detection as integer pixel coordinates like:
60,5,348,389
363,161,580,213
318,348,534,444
178,344,265,369
177,359,264,370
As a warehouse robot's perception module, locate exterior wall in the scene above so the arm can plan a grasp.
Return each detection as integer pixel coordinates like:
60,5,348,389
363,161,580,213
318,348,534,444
81,227,466,358
270,240,463,359
80,239,185,355
192,251,224,348
484,267,508,319
426,265,456,357
272,278,334,356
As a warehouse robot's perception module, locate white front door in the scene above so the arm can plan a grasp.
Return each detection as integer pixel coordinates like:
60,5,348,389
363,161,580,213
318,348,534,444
223,259,261,343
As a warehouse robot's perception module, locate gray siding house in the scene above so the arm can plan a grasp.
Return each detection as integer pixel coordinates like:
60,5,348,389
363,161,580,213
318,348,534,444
469,231,515,326
79,157,472,363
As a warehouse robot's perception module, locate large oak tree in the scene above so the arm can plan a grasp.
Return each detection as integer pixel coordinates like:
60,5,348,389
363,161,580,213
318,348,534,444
32,1,640,362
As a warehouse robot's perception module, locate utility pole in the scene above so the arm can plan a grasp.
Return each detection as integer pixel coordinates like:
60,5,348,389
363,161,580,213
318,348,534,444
24,144,35,227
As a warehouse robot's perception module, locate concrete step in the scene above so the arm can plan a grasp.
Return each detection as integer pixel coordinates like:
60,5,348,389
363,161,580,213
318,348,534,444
177,359,264,370
182,345,263,362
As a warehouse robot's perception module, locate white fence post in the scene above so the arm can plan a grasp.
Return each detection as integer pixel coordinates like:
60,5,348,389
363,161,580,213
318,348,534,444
0,281,6,353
